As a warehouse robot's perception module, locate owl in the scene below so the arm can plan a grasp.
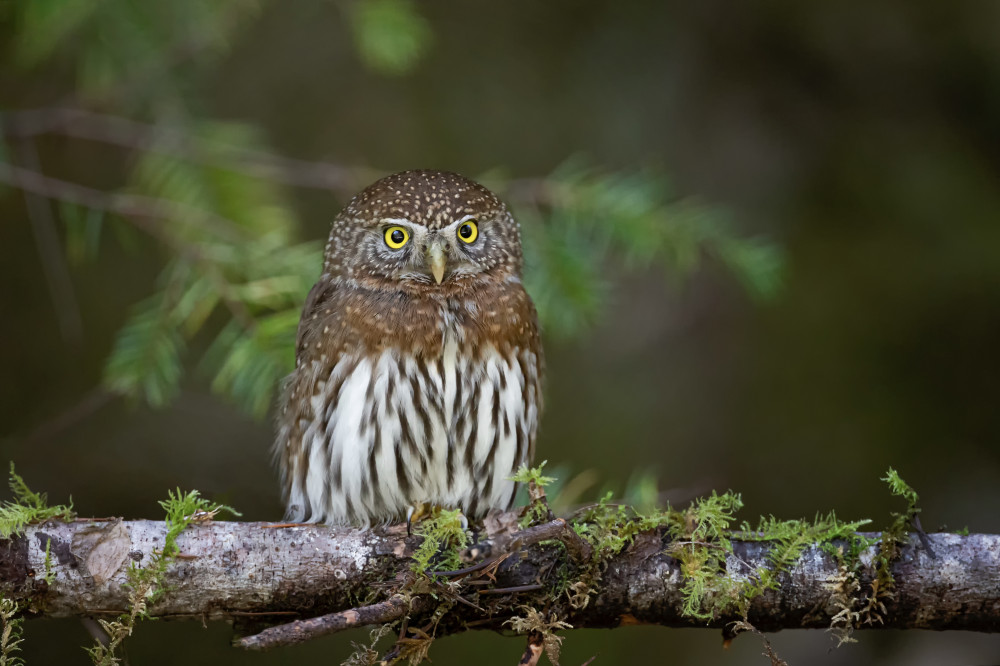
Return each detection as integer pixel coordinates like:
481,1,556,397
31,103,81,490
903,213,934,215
275,170,543,527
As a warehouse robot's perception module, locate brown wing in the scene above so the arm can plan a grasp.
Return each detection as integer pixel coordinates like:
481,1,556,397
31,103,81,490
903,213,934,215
294,277,336,364
274,275,343,518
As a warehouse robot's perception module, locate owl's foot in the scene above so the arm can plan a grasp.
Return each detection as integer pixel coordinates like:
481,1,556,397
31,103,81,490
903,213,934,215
405,503,428,535
405,503,468,536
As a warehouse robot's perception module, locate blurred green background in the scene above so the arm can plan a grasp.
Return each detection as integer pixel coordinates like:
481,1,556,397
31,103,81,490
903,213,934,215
2,1,1000,664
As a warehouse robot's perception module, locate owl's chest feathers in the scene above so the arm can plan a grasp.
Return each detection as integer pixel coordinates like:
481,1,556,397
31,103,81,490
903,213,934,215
351,283,528,353
299,318,537,524
284,276,540,524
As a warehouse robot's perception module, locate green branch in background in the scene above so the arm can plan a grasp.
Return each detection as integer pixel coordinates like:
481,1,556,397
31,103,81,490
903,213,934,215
10,0,433,92
93,122,325,416
11,0,263,105
1,0,784,419
350,0,432,75
15,121,779,419
509,159,783,339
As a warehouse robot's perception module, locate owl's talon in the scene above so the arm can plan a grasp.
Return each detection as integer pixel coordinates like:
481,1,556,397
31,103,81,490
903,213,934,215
406,502,433,536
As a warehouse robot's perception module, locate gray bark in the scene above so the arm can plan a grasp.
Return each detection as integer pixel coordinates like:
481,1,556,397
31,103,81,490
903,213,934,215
1,518,997,638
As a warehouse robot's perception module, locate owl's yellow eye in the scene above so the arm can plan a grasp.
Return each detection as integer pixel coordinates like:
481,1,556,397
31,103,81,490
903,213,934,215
384,226,409,249
457,220,478,244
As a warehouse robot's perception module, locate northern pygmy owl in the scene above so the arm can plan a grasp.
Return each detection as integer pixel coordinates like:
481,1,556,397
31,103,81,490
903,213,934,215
276,170,543,526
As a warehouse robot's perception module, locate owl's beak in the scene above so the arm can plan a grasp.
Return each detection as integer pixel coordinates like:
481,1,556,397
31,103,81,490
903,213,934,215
427,242,446,284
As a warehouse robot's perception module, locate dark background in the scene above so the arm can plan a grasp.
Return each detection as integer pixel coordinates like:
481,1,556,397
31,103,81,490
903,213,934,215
3,2,1000,664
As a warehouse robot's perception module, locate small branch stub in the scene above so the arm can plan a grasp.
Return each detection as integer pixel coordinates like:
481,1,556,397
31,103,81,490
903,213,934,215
238,594,426,651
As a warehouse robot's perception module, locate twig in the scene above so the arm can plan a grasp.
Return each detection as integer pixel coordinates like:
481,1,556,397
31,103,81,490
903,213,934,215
0,162,244,243
3,108,370,196
0,161,259,329
508,518,593,562
238,517,585,651
448,593,483,612
469,518,593,563
477,584,543,596
237,595,429,651
912,516,937,560
429,556,503,578
518,631,544,666
505,521,564,552
728,620,787,666
3,108,560,208
15,138,83,345
20,388,114,446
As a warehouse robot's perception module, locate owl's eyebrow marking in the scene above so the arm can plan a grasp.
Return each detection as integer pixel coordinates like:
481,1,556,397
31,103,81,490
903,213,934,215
380,218,426,230
441,215,479,232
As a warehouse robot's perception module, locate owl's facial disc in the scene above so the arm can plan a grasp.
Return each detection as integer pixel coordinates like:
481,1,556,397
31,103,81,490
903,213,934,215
372,214,493,285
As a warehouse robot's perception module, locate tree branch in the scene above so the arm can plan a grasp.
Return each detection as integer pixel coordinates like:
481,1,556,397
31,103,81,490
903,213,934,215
239,594,430,651
14,138,84,345
0,161,245,243
1,516,997,651
0,162,261,330
1,108,565,208
2,108,373,195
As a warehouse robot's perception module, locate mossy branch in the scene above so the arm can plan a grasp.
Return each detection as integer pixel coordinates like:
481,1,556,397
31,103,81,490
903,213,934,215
84,489,240,665
0,467,993,665
0,519,995,644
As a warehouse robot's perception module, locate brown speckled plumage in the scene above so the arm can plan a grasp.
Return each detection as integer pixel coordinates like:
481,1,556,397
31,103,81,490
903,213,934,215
276,171,543,526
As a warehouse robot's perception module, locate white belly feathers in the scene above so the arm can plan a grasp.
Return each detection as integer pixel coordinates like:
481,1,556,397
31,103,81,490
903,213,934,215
285,332,539,526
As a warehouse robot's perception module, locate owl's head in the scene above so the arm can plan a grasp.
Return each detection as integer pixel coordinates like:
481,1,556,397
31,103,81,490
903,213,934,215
323,170,523,288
